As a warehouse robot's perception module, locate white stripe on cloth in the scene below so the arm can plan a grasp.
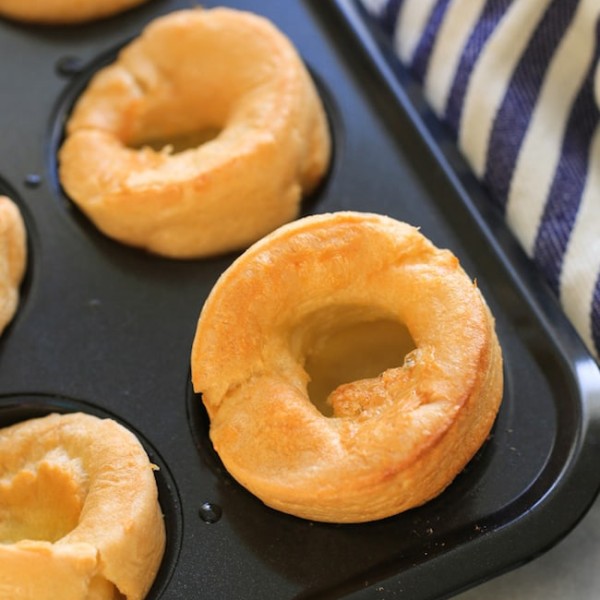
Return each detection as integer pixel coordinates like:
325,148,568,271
393,0,437,64
459,0,551,178
362,0,389,17
506,0,598,255
559,125,600,359
424,0,486,118
360,0,389,17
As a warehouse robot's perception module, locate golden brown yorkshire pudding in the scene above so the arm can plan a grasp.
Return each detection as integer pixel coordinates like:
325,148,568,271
0,412,166,599
191,212,503,523
58,8,331,259
0,195,26,336
0,0,150,24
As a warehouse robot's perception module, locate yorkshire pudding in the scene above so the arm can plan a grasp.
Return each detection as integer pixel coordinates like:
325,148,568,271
58,8,331,258
0,195,26,336
191,211,503,523
0,0,150,24
0,412,166,599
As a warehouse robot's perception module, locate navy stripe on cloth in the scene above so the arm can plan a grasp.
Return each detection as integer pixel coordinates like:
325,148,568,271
409,0,451,83
593,271,600,357
444,0,512,134
483,0,580,211
378,0,405,36
533,19,600,296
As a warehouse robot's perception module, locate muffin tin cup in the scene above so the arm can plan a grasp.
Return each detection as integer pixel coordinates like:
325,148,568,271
0,393,182,598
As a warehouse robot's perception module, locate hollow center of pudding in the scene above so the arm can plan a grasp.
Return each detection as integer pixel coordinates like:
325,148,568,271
130,126,223,154
0,455,84,543
304,316,416,417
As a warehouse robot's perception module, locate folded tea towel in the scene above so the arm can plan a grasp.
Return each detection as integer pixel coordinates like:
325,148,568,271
359,0,600,361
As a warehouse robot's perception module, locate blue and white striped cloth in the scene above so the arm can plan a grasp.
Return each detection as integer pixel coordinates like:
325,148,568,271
359,0,600,361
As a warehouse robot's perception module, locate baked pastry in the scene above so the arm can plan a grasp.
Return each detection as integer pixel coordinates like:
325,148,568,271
59,8,331,258
191,211,503,523
0,412,166,599
0,0,150,24
0,195,26,335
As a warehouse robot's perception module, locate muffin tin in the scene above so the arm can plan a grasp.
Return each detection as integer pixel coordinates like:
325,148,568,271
1,0,600,598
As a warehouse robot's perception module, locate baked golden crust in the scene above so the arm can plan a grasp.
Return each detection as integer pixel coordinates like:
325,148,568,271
58,8,331,258
0,0,150,24
0,412,166,599
191,211,503,523
0,195,26,335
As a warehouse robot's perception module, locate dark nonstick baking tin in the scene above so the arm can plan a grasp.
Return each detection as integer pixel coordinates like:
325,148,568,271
0,0,599,598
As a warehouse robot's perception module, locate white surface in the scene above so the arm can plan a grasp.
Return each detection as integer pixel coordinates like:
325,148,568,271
456,492,600,599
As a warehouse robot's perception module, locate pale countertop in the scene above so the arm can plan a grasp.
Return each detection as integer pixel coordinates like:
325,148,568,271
455,492,600,599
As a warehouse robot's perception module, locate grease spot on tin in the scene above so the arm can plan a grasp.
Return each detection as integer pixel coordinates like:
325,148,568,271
24,173,42,188
199,502,222,524
56,56,85,77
